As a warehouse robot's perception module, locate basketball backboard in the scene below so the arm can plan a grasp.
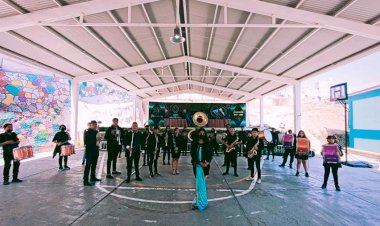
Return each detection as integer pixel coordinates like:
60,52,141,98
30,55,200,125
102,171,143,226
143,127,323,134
330,83,348,101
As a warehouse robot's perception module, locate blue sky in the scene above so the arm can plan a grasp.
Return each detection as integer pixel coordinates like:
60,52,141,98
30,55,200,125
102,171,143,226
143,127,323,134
303,51,380,94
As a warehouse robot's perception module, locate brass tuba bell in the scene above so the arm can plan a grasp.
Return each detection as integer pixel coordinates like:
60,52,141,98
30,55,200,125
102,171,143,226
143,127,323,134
192,112,208,127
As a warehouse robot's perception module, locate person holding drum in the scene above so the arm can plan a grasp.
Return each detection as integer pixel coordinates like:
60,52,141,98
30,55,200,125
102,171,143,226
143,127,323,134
52,125,72,171
0,123,22,185
279,129,296,168
321,135,343,191
295,130,310,177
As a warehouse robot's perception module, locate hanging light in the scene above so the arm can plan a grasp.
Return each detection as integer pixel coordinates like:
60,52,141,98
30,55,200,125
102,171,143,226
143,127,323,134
170,26,185,44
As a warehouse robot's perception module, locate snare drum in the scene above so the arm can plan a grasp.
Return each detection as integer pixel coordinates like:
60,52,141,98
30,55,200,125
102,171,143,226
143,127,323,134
61,145,74,156
13,146,34,160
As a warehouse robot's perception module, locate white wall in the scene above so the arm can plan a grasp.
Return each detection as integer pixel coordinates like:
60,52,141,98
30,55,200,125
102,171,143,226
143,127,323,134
354,138,380,154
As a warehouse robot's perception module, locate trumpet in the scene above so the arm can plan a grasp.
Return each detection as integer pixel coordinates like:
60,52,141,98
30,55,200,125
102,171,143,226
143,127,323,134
247,140,260,158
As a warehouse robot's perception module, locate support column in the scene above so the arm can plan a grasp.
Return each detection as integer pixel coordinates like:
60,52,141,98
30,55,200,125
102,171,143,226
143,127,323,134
293,82,301,133
70,78,79,146
260,95,264,129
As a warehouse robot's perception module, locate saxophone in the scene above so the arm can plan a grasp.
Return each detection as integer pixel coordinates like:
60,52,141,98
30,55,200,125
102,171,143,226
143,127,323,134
226,138,240,153
248,139,260,158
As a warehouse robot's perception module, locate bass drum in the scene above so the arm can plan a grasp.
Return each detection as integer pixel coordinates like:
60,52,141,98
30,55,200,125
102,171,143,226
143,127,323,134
263,129,273,143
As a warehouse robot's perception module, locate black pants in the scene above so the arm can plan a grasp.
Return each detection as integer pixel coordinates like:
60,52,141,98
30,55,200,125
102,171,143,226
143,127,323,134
142,146,147,165
266,143,275,159
3,152,20,182
83,147,99,181
323,164,339,186
247,157,253,169
281,148,295,165
148,151,159,174
126,151,140,178
58,155,68,168
249,157,261,178
107,145,121,174
225,152,237,174
162,146,171,163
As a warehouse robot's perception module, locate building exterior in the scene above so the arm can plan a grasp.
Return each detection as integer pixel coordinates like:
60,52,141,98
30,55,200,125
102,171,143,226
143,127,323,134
349,85,380,154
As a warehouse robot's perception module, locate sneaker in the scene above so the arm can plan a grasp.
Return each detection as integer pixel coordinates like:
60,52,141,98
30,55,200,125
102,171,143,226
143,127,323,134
64,165,70,170
335,186,341,191
257,179,262,184
106,174,114,179
112,171,122,175
175,170,179,175
125,177,131,183
234,174,239,177
12,178,23,183
3,181,10,185
83,181,93,186
245,177,254,181
321,184,327,189
58,166,63,171
289,164,293,169
222,172,228,175
90,178,101,182
279,164,285,167
136,177,142,181
150,172,154,177
305,172,309,177
295,172,299,176
154,173,161,176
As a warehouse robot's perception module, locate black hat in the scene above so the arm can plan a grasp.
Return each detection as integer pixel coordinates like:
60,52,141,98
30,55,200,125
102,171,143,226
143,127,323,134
326,135,336,139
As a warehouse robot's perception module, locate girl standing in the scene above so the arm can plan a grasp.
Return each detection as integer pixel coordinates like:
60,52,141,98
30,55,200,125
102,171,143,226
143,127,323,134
321,135,343,191
295,130,310,177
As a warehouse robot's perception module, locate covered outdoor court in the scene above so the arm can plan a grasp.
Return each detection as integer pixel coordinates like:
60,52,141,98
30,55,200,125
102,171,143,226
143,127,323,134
0,151,379,226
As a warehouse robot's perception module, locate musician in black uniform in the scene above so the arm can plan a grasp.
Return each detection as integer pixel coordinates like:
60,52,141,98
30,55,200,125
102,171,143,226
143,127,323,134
162,126,173,165
172,127,186,175
124,122,143,183
82,122,91,165
0,123,22,185
244,128,264,183
141,125,150,166
208,128,219,157
265,127,279,161
146,127,162,177
238,127,247,156
104,118,122,179
222,127,241,177
83,120,101,186
52,125,71,171
191,128,212,177
221,124,231,166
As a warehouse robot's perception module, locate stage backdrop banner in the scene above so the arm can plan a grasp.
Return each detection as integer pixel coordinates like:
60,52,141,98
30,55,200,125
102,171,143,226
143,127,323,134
148,102,246,128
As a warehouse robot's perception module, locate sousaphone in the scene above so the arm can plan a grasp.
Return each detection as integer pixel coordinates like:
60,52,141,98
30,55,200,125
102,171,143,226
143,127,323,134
192,112,208,127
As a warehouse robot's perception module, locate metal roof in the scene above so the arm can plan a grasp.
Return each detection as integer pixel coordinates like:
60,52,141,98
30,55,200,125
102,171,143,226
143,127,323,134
0,0,379,102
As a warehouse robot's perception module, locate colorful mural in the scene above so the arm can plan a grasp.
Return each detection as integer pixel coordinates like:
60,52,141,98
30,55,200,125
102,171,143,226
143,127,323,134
79,81,133,104
0,70,71,152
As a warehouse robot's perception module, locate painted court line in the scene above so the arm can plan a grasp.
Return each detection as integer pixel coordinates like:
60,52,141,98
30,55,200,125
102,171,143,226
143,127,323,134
95,153,261,204
101,185,245,192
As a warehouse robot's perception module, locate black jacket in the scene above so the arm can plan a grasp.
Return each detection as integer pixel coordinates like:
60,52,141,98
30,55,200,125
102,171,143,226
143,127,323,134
124,131,143,152
104,125,122,146
146,133,162,153
0,132,19,154
245,136,264,158
191,142,212,165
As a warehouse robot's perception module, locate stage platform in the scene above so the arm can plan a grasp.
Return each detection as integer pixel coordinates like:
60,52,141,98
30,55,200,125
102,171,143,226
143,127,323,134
1,151,379,226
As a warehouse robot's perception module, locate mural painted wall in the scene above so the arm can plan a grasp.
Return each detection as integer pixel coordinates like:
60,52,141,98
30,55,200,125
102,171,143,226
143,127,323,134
0,70,71,152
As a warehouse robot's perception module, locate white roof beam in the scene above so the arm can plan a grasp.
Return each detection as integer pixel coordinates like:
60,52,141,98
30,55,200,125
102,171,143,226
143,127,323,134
130,80,189,94
188,80,257,98
0,0,158,33
146,89,237,102
187,57,297,85
75,56,187,82
197,0,380,40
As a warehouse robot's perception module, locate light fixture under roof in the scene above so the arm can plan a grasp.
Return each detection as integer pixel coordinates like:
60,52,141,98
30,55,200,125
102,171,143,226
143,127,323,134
170,26,185,44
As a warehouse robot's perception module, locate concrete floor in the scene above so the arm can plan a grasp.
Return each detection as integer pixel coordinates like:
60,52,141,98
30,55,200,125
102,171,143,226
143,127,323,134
0,150,379,226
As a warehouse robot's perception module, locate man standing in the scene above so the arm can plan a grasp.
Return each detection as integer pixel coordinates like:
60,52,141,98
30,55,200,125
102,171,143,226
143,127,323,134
238,126,247,157
0,123,22,185
162,126,173,165
141,125,150,166
104,118,122,179
223,127,241,177
265,127,279,161
124,122,143,183
83,120,101,186
146,127,162,177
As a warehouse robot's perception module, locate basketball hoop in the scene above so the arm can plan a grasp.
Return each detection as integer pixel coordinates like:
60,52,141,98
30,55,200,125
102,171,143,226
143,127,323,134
330,83,348,102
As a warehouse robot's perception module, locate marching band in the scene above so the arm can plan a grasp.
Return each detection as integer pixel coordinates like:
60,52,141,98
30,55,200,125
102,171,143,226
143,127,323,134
0,120,344,211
